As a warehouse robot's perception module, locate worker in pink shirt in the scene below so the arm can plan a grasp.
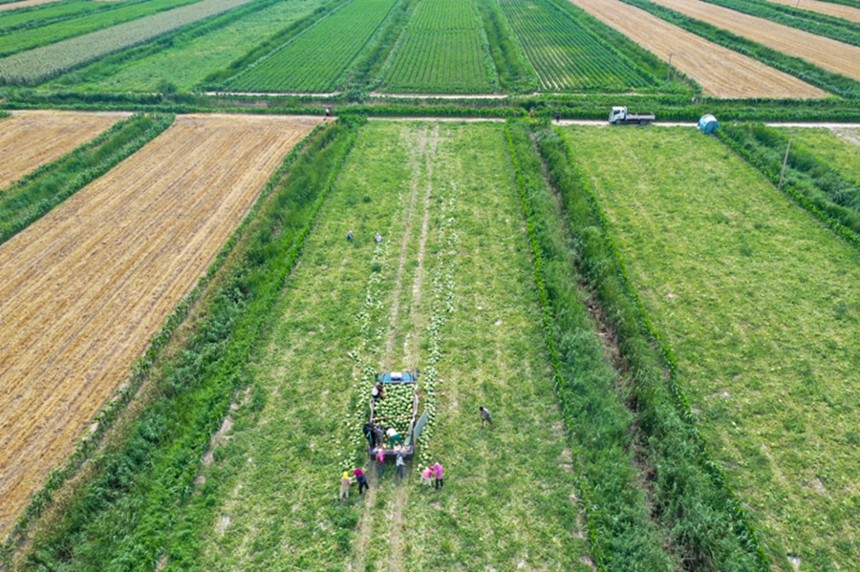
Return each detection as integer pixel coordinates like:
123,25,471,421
420,466,434,486
433,462,444,490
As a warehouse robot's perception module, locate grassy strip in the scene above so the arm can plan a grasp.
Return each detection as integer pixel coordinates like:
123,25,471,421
14,118,360,571
716,123,860,246
617,0,860,99
196,0,349,89
0,112,172,247
46,0,305,90
542,122,771,570
506,119,671,570
474,0,501,92
698,0,860,47
474,0,534,92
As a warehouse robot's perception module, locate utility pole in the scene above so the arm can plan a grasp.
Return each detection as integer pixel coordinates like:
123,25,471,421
666,53,674,88
778,133,793,192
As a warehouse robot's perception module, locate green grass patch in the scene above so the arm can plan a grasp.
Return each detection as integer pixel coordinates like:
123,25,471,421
474,0,537,93
564,124,860,571
782,128,860,184
0,112,172,246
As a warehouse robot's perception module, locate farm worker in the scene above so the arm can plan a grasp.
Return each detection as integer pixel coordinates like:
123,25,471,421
376,449,385,480
396,453,405,480
420,466,434,486
529,108,535,118
371,382,386,402
433,462,444,490
479,406,494,428
354,468,369,494
386,427,403,447
347,230,354,241
364,422,377,447
325,107,332,118
375,233,383,243
339,471,352,501
555,110,561,123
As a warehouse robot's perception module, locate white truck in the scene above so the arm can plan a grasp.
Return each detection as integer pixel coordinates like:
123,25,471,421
609,106,655,125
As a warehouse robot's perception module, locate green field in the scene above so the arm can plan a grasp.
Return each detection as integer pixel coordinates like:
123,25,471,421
0,0,204,58
156,121,592,570
224,0,397,92
498,0,656,91
564,125,860,571
45,0,329,92
379,0,494,93
781,127,860,183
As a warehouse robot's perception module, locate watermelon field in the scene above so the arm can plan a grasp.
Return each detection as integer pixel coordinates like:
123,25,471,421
1,0,860,567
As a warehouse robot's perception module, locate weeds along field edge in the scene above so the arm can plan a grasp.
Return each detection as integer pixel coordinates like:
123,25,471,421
0,112,173,246
507,118,771,570
6,117,359,571
716,122,860,247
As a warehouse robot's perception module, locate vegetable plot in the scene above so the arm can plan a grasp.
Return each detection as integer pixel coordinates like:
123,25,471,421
225,0,398,92
499,0,657,91
379,0,494,93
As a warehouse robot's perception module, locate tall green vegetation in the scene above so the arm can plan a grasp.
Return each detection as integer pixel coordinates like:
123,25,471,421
508,118,770,570
14,118,360,571
717,122,860,244
474,0,537,92
0,113,173,246
618,0,860,98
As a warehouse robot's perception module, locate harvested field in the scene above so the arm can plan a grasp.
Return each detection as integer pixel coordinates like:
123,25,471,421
0,110,128,189
768,0,860,23
570,0,827,97
647,0,860,81
0,114,320,539
0,0,65,12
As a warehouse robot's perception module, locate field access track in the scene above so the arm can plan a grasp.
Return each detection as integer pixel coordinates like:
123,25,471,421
0,114,320,538
646,0,860,82
569,0,827,98
0,110,128,189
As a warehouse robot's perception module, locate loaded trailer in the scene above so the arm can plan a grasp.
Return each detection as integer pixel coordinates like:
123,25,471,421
367,370,427,459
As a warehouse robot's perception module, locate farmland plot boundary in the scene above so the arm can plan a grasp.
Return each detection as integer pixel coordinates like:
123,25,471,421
338,0,411,93
0,0,154,36
716,123,860,247
8,118,356,570
508,119,771,570
474,0,537,92
617,0,860,98
46,0,322,91
696,0,860,47
0,113,172,246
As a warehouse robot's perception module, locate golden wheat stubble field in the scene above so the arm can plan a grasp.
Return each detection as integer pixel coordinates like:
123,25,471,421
0,110,130,188
766,0,860,24
647,0,860,82
571,0,828,98
0,113,321,538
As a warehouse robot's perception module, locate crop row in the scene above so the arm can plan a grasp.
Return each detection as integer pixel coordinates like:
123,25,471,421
0,0,144,35
226,0,398,92
381,30,490,92
0,0,205,59
0,0,257,86
499,0,656,91
380,0,492,92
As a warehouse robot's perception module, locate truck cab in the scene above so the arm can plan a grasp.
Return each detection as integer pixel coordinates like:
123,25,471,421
609,106,629,123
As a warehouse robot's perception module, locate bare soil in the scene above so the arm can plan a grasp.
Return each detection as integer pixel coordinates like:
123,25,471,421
0,114,319,538
570,0,828,98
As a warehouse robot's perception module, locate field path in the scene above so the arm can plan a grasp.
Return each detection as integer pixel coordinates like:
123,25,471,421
569,0,827,98
646,0,860,81
766,0,860,23
0,114,319,538
0,110,128,189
